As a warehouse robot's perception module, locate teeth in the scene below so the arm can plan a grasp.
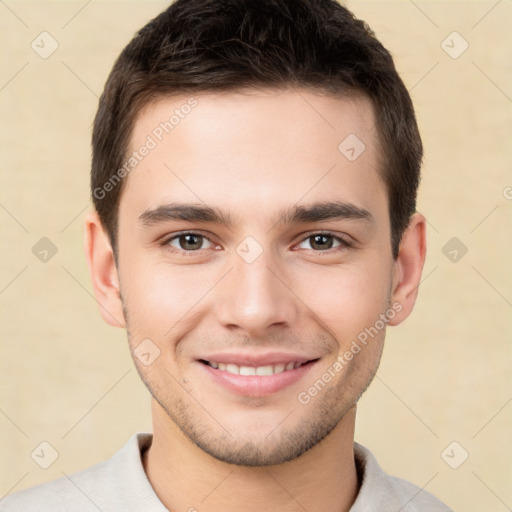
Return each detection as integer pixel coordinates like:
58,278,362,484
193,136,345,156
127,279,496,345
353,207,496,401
207,361,305,375
226,363,239,374
255,365,273,376
274,363,285,374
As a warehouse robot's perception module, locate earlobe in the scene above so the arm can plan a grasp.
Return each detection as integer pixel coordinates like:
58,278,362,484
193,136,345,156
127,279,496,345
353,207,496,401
83,210,126,328
388,213,427,326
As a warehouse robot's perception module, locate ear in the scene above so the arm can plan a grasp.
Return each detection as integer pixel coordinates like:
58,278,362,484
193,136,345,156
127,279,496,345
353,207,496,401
83,210,126,328
388,213,427,326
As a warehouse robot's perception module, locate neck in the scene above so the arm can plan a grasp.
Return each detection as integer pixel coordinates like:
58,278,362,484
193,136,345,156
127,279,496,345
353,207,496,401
143,399,359,512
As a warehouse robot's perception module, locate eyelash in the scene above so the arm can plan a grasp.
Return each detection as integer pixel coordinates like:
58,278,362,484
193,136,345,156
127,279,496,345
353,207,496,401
160,231,352,254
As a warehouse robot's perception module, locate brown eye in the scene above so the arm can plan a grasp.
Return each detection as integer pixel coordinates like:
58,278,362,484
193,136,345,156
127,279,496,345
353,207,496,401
309,234,334,250
179,234,203,250
166,233,215,251
296,233,347,251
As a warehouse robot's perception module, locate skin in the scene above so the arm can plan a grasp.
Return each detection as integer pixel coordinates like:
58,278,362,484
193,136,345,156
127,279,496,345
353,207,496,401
84,88,426,512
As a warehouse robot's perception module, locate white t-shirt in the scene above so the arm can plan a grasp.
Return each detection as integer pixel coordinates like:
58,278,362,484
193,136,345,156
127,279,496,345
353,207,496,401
1,433,452,511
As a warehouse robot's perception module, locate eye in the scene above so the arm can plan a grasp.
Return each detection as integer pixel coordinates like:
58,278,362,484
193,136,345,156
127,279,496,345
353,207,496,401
296,233,349,251
165,232,216,252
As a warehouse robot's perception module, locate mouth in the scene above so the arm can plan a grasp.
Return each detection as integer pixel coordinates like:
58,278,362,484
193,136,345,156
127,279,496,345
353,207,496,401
196,355,320,397
198,359,315,375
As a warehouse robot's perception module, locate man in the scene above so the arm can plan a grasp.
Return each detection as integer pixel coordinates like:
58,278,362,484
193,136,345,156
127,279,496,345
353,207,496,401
2,0,452,510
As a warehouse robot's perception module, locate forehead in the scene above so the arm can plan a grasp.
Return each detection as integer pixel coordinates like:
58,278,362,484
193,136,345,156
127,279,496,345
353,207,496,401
120,88,386,226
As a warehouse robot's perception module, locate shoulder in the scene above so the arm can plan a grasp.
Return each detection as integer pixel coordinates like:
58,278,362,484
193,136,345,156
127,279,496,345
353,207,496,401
0,458,111,511
1,433,154,512
351,442,453,512
384,474,452,512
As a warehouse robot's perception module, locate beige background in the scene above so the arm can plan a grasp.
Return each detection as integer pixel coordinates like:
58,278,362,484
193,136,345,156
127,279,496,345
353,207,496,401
1,1,511,510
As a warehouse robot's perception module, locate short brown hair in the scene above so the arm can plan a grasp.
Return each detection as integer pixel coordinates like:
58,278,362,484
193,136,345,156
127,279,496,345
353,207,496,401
91,0,422,259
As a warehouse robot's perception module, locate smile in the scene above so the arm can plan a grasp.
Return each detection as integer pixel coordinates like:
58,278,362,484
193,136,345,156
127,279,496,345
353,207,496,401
199,360,310,376
197,357,320,397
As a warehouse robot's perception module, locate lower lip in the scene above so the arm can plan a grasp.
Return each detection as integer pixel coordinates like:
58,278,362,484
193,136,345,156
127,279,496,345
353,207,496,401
197,360,318,397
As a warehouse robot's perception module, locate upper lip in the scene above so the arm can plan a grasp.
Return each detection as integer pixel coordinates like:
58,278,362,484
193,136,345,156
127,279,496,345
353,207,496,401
197,352,319,367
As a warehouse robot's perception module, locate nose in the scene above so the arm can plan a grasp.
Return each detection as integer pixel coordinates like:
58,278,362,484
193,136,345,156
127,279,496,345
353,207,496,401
214,248,300,338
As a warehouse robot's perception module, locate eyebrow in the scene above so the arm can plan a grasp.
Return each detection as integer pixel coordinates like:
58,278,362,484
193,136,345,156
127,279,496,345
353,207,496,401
278,201,373,225
138,200,373,228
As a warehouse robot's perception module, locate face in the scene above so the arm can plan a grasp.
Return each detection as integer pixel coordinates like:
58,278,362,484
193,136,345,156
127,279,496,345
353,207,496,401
113,89,401,466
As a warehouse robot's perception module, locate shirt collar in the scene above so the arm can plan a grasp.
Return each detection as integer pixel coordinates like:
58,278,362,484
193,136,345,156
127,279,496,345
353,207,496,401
117,434,447,512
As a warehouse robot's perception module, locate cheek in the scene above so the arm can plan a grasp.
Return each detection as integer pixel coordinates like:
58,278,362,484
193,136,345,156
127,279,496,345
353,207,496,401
292,259,391,344
120,260,217,338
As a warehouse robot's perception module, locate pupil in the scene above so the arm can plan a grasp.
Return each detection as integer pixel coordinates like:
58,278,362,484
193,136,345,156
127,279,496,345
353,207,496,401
180,234,202,250
312,235,332,250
